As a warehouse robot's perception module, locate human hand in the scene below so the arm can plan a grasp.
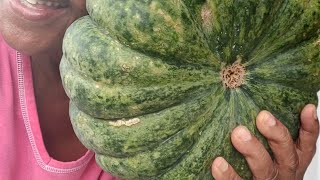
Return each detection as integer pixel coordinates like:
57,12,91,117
211,104,319,180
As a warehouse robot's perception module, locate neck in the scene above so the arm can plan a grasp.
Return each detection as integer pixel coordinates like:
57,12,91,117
30,50,67,111
30,50,87,162
31,49,62,81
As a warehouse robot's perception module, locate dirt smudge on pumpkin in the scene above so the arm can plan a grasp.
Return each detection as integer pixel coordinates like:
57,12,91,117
149,1,183,34
121,64,131,72
201,2,214,33
109,118,141,127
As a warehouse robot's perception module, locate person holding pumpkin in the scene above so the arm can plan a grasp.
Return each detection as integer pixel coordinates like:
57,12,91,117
0,0,319,179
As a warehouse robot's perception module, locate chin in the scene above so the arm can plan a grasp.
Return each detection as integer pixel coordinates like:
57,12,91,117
0,0,86,56
3,33,53,55
1,23,63,56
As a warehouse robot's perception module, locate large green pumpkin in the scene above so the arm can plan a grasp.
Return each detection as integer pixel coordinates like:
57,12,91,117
60,0,320,179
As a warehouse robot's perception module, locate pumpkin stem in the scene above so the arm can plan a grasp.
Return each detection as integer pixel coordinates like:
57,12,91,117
220,56,246,89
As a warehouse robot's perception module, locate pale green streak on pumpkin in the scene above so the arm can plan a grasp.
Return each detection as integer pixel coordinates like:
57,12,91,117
86,0,220,68
246,37,320,93
69,83,260,180
61,17,221,119
183,0,284,63
69,86,221,156
241,82,315,138
249,0,320,64
63,17,218,87
70,85,224,178
96,98,219,178
61,58,217,119
159,88,261,180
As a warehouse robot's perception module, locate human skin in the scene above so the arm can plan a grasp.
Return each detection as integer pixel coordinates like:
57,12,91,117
0,0,88,161
212,105,319,180
0,0,319,178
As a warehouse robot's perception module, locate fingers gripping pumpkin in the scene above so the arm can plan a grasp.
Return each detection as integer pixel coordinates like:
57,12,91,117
60,0,320,179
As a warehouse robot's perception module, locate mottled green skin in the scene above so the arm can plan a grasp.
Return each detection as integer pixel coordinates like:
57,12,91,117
60,0,320,179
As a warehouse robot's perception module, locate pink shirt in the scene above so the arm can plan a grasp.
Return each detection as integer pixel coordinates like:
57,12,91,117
0,35,117,180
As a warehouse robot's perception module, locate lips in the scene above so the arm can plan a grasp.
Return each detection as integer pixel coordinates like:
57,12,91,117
9,0,69,22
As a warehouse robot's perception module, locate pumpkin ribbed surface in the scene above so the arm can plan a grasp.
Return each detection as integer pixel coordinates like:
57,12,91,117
60,0,320,179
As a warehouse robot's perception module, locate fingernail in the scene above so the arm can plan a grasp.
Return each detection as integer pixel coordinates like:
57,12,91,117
263,111,276,127
237,126,252,141
216,157,228,172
